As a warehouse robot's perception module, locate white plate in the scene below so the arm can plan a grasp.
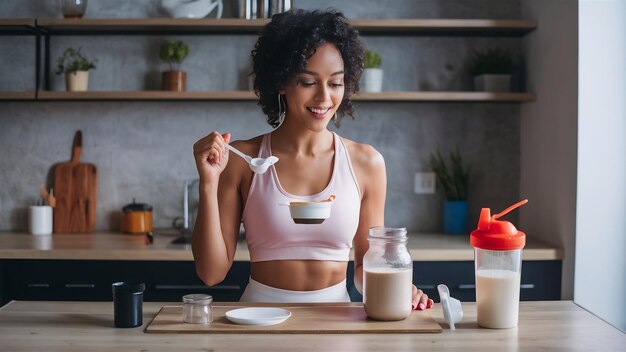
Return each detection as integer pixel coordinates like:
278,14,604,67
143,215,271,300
225,307,291,326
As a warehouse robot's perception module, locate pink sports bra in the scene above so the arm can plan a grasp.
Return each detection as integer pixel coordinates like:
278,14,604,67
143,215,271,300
242,132,361,262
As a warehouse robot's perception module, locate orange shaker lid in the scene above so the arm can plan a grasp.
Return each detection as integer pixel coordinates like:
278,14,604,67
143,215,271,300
470,199,528,251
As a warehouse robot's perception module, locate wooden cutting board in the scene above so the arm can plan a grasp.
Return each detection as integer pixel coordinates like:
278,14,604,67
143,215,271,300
53,130,97,233
145,303,442,334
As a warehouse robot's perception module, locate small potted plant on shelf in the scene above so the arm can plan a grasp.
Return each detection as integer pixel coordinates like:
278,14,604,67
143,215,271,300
430,147,470,234
361,50,383,92
159,40,189,92
55,47,97,92
468,47,513,92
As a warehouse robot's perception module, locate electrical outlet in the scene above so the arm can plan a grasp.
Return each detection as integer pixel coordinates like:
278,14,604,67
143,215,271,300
414,172,436,194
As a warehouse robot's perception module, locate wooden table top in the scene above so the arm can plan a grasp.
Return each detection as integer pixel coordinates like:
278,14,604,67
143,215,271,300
0,300,622,351
0,231,562,261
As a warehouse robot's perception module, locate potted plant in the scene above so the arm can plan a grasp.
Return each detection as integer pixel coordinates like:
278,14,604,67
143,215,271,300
430,147,470,234
361,50,383,92
468,47,513,92
55,47,97,92
159,40,189,92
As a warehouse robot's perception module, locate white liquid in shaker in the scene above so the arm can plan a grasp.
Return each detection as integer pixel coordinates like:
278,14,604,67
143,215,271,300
476,269,521,328
364,268,413,321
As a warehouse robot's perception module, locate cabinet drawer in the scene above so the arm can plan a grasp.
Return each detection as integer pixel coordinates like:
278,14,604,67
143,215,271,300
416,261,561,302
6,260,108,301
3,260,250,302
144,261,249,301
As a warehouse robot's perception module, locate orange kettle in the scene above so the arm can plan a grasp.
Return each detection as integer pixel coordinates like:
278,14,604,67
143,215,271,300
121,199,153,234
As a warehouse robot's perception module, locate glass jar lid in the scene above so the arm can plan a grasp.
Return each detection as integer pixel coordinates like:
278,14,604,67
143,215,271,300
368,227,408,242
182,294,213,304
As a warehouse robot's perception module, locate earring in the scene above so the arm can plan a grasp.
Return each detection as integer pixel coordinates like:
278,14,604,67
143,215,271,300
277,94,286,125
333,113,338,123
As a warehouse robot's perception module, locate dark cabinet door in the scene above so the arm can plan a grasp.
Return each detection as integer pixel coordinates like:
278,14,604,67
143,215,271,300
3,260,250,304
1,259,559,306
145,261,249,302
347,260,561,302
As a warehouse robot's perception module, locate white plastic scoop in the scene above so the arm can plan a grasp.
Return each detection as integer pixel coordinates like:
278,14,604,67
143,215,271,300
225,144,278,174
437,284,463,330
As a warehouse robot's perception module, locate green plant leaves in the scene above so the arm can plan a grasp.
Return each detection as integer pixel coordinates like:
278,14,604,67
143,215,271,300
55,47,96,75
364,50,381,68
429,147,469,201
159,40,189,71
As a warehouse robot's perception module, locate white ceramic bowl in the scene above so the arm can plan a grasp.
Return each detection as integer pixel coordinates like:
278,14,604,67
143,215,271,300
288,201,333,224
162,0,223,19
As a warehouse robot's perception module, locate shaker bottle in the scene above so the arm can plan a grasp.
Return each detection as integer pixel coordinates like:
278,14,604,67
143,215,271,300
470,199,528,329
363,227,413,321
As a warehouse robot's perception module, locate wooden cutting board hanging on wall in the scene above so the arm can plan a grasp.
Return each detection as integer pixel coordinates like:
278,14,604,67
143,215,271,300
53,130,97,233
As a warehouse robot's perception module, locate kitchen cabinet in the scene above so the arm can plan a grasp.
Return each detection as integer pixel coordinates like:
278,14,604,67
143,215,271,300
1,260,249,303
0,258,560,306
0,232,562,306
0,18,536,102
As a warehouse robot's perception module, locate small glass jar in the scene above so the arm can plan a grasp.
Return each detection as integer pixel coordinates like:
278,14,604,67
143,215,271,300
182,294,213,324
363,227,413,321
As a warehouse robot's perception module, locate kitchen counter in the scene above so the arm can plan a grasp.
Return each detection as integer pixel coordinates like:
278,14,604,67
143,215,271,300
0,231,562,261
0,300,622,351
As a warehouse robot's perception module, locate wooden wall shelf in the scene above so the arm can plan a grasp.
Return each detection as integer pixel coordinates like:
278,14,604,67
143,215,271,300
0,19,37,34
37,91,255,101
2,17,536,102
352,19,536,35
34,91,535,102
0,92,36,100
353,91,535,102
35,18,536,35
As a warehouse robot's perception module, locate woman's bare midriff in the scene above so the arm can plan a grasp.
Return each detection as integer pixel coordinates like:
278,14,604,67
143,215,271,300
250,260,348,291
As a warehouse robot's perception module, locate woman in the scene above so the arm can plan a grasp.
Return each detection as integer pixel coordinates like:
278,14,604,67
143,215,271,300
192,9,433,310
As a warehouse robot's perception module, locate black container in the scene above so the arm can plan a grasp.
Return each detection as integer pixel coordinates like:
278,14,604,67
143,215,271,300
112,282,145,328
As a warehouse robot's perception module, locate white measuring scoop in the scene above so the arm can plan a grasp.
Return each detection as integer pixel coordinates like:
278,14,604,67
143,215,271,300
225,144,278,174
437,284,463,330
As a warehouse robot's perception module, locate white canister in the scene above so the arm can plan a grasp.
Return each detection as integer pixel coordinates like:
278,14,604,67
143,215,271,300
29,205,53,235
361,68,384,92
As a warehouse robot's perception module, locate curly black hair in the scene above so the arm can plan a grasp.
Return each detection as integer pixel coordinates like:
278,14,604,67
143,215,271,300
251,9,365,128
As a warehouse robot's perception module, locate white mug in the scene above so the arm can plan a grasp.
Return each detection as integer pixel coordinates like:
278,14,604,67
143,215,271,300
29,205,53,235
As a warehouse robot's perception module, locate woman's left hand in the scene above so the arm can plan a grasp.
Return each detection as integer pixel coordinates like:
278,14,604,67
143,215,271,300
412,285,434,310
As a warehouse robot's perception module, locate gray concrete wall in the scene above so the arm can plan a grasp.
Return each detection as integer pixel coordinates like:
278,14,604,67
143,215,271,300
0,0,522,232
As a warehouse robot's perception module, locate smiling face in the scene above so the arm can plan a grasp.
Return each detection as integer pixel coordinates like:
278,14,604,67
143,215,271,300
282,43,345,132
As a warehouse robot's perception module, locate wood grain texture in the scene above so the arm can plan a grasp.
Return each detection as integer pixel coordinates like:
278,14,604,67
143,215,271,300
0,301,623,352
0,232,563,261
35,91,536,102
53,131,97,233
34,18,536,35
145,303,442,334
0,91,36,100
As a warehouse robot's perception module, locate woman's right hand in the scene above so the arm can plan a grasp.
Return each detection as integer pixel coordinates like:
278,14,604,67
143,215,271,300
193,131,231,184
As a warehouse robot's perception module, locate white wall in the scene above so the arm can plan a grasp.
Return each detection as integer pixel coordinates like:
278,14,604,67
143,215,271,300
520,1,578,299
576,0,626,332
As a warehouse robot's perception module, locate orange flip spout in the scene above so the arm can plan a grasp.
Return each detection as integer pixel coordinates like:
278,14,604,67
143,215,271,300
491,199,529,221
